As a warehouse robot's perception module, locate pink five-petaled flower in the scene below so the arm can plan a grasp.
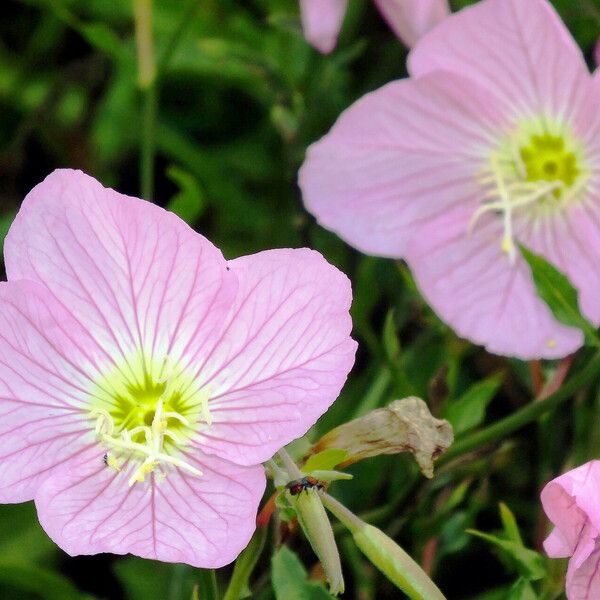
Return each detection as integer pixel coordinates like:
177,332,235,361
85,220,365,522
300,0,600,359
0,169,357,567
299,0,450,54
541,461,600,600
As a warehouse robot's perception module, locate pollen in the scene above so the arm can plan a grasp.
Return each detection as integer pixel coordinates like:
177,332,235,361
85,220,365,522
89,354,211,486
471,118,589,263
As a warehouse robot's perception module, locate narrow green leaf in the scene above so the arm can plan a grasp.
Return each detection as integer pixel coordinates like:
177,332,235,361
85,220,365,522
520,245,598,344
383,309,400,362
467,530,546,581
499,503,524,546
166,166,205,225
302,449,348,473
444,375,502,435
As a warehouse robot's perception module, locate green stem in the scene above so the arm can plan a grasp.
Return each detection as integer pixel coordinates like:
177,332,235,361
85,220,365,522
438,350,600,465
133,0,157,200
140,84,157,200
196,569,219,600
322,494,446,600
223,526,267,600
276,448,302,479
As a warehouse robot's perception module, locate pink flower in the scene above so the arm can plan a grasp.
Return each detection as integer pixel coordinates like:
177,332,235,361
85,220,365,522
299,0,449,54
300,0,600,359
0,169,356,567
541,461,600,599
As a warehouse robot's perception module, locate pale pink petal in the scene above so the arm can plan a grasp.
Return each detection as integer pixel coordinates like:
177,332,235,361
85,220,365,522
542,462,600,549
188,248,356,466
404,205,582,359
5,169,236,374
300,0,348,54
409,0,590,120
35,447,265,568
299,72,507,258
373,0,450,47
523,194,600,327
0,280,106,503
566,537,600,600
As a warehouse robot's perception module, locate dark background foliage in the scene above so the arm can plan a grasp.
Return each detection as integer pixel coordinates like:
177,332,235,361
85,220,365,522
0,1,599,598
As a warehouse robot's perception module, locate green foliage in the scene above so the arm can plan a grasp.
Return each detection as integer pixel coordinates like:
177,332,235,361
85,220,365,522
271,546,336,600
520,245,599,344
1,1,599,599
444,375,502,435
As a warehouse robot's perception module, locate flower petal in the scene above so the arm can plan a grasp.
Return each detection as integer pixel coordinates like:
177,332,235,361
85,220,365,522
5,169,236,374
35,447,265,568
566,537,600,600
409,0,590,119
299,72,507,258
300,0,348,54
373,0,450,47
521,200,600,328
0,280,104,502
542,461,600,559
404,205,582,359
191,248,357,465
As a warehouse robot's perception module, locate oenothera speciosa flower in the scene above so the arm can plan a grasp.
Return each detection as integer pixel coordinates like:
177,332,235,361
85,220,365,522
299,0,449,54
300,0,600,359
0,169,356,567
541,461,600,599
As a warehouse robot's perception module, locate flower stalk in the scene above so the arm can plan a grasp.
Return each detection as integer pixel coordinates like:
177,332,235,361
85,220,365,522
276,449,344,595
322,493,447,600
133,0,157,201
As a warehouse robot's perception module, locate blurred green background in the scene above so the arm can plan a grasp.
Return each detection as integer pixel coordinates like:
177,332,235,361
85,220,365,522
0,1,599,598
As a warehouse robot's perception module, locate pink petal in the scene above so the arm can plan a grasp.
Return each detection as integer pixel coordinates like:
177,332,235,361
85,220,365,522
566,538,600,600
0,280,104,502
409,0,590,119
5,169,236,374
373,0,450,47
542,462,600,551
190,248,357,465
522,199,600,328
404,205,582,359
300,0,348,54
299,72,507,258
35,447,265,568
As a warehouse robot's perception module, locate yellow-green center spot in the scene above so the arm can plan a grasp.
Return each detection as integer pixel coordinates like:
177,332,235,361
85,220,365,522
109,373,191,447
520,134,579,196
89,354,210,485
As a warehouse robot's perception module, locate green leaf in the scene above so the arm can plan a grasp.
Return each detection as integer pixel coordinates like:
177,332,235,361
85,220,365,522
466,530,546,581
166,166,205,225
507,577,538,600
0,561,82,600
444,375,502,435
382,309,400,362
520,245,598,344
113,557,173,600
499,503,524,546
271,546,336,600
302,449,348,473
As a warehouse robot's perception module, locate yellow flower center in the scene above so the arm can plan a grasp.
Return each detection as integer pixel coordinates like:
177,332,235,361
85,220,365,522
89,354,210,486
520,134,579,194
471,118,589,262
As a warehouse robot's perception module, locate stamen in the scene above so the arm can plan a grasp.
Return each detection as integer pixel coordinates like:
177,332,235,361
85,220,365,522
471,155,564,263
91,397,203,487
